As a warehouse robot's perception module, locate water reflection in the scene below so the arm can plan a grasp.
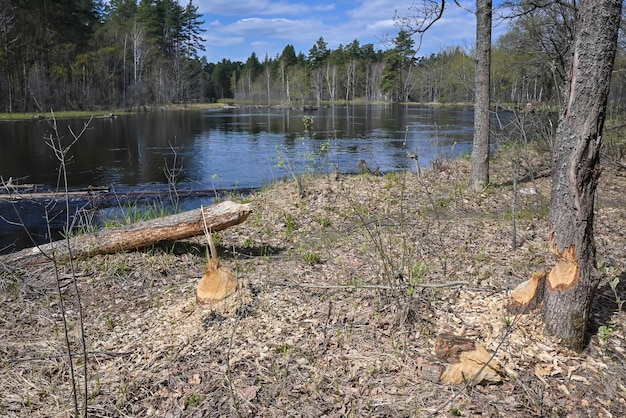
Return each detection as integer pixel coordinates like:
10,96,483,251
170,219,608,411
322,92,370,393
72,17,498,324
0,104,477,253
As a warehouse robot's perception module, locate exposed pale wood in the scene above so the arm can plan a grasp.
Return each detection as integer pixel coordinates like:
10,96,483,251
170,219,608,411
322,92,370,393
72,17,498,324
547,232,579,291
0,201,252,268
196,209,238,304
509,271,547,313
435,334,503,385
196,265,238,304
440,343,502,385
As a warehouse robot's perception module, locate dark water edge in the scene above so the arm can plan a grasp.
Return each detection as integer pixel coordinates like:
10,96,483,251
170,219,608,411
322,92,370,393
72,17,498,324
0,184,249,255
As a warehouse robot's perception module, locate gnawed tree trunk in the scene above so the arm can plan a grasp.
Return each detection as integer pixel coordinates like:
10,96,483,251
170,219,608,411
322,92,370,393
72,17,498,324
543,0,622,350
1,201,252,268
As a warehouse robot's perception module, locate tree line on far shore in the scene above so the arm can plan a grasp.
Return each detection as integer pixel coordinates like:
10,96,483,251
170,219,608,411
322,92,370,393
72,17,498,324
0,0,624,113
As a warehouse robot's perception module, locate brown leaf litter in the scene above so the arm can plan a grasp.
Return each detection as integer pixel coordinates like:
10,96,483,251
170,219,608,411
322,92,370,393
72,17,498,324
1,155,626,417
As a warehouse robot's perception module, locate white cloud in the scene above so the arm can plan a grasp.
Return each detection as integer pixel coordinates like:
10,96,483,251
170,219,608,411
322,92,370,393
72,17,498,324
365,18,396,32
347,0,413,21
314,3,335,12
193,0,311,16
223,17,325,39
203,34,245,48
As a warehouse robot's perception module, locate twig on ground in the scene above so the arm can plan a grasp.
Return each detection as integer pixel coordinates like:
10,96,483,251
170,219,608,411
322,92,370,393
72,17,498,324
279,280,468,290
8,351,135,363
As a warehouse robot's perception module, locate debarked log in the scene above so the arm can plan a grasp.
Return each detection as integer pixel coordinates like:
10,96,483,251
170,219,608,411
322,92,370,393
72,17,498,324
1,200,252,268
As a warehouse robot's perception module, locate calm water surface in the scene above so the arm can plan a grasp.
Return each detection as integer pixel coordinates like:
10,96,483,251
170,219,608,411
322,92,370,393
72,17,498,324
0,104,475,253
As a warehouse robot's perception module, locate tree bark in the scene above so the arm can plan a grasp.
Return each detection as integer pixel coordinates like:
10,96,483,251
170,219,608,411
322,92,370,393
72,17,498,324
543,0,622,350
470,0,492,191
0,200,252,268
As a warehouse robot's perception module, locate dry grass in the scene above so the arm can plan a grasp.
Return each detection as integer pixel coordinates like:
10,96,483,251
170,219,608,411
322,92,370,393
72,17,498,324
1,155,626,417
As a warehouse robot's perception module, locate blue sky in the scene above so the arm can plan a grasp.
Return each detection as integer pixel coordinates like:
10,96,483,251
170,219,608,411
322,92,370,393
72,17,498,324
194,0,508,63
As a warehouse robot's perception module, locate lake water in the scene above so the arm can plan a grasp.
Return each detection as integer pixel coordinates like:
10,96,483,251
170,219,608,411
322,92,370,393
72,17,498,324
0,104,475,253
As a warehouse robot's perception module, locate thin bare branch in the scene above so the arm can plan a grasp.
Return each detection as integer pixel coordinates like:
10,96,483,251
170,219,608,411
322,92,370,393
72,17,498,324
282,280,468,290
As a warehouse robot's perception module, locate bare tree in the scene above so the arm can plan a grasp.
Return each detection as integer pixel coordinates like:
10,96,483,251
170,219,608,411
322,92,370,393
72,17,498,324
543,0,622,350
264,57,272,106
501,0,576,100
132,21,145,84
324,62,337,102
345,59,357,101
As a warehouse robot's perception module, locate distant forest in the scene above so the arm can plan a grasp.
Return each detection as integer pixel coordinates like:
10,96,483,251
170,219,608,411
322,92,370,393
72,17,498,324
0,0,625,112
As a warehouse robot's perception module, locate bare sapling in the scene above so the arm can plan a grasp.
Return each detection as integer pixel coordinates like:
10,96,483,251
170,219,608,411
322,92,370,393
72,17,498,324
163,142,183,212
45,113,91,417
492,109,554,251
196,205,238,304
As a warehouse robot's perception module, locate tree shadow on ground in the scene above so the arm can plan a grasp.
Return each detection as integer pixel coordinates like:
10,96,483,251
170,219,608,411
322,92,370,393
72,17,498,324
588,270,626,335
147,240,285,259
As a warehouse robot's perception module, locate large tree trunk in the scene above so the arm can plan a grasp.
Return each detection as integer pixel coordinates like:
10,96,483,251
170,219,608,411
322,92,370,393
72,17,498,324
470,0,492,191
543,0,622,351
0,201,252,269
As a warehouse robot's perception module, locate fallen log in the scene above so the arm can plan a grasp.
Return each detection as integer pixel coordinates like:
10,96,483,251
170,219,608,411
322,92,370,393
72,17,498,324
0,200,252,268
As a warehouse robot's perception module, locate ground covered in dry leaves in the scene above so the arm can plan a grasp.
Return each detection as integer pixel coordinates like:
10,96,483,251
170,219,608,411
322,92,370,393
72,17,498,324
1,152,626,417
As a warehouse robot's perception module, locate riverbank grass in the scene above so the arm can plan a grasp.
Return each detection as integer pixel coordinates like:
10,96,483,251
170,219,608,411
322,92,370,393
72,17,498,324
0,103,229,121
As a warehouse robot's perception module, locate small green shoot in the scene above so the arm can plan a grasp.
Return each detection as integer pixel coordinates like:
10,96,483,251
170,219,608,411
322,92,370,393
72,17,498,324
609,277,624,313
104,316,116,331
303,252,322,265
598,325,613,344
450,406,463,416
315,216,331,227
185,393,205,408
283,214,299,236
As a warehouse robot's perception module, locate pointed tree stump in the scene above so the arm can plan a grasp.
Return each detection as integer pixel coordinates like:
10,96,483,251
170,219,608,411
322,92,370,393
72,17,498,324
509,271,546,313
196,210,238,304
1,201,252,268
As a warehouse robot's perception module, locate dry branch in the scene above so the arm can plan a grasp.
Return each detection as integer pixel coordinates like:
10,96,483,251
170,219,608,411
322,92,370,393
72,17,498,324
285,281,468,290
0,200,252,268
